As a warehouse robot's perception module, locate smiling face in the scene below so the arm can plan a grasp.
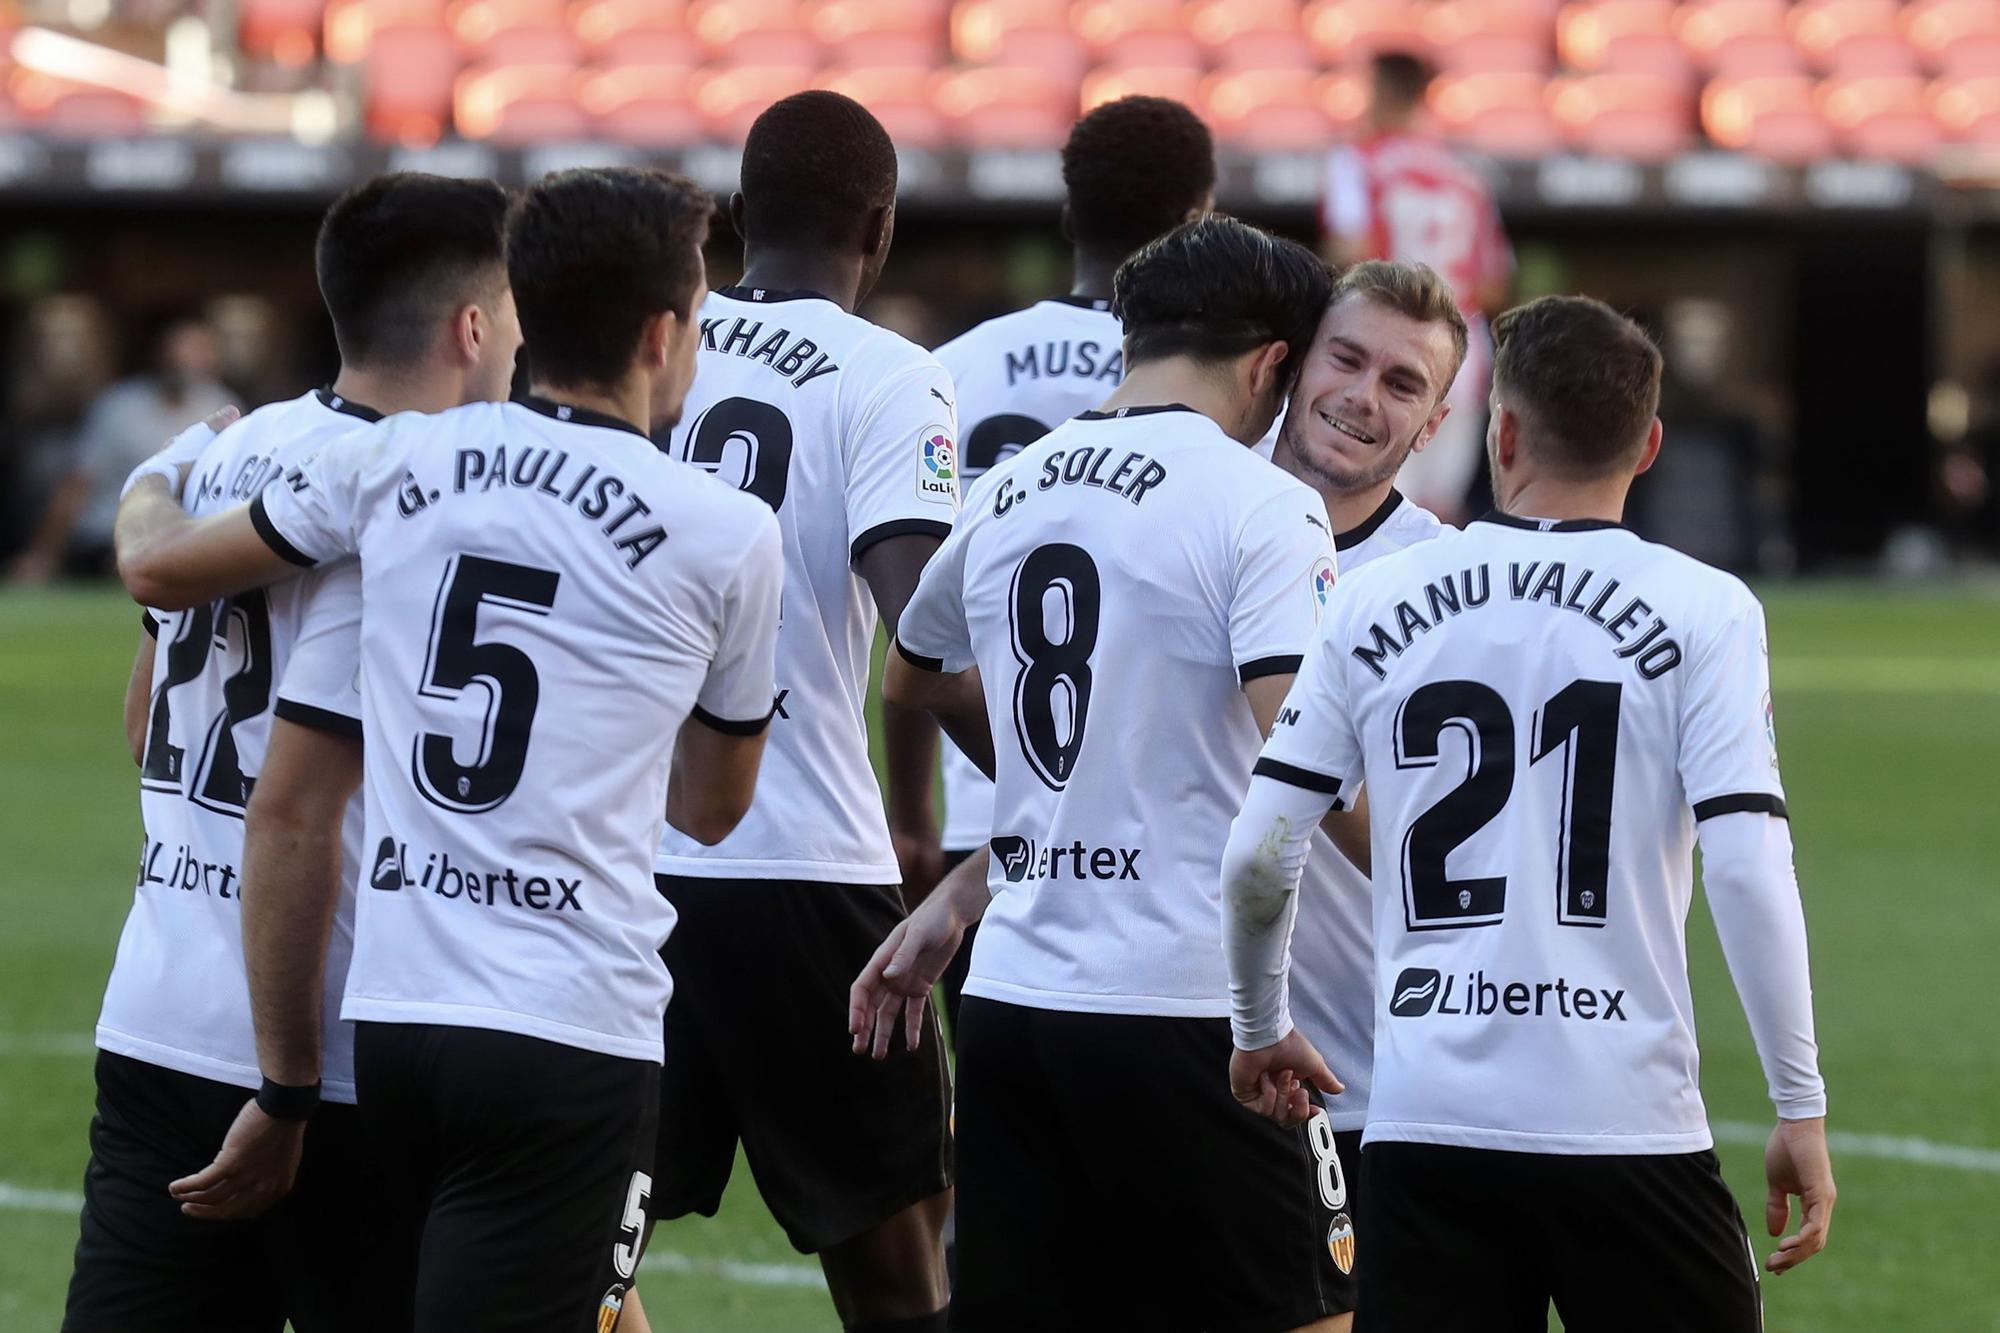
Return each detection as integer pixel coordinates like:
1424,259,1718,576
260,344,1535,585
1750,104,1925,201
1278,292,1461,494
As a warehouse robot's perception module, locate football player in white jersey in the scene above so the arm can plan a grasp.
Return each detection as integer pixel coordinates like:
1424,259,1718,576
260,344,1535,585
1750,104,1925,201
873,216,1359,1332
68,173,518,1333
627,92,954,1333
113,168,785,1333
1224,296,1834,1332
1257,258,1467,1298
927,95,1216,1036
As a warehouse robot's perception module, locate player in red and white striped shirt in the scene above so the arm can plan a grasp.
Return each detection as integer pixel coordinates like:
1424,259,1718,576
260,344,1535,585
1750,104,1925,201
1323,52,1513,525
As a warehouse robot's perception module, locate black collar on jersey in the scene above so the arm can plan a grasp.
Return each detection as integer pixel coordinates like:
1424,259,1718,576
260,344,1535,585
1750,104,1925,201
1049,294,1112,312
716,284,835,305
1475,510,1628,534
1336,488,1405,551
315,387,383,423
514,393,650,441
1075,403,1198,421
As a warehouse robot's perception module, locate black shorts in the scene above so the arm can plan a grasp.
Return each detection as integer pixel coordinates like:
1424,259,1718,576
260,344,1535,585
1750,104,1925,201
949,997,1350,1333
936,848,981,1039
1358,1141,1762,1333
353,1022,658,1333
650,875,953,1253
65,1050,411,1333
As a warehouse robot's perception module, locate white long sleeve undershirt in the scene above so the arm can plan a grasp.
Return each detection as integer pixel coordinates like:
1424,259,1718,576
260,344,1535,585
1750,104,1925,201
1221,775,1337,1051
1699,809,1828,1119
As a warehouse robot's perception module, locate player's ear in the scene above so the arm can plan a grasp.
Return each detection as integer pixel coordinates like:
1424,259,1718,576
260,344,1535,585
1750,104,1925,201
862,202,894,259
640,309,673,370
450,303,483,366
1493,403,1520,471
1414,400,1451,455
1247,339,1291,402
728,192,749,242
1059,202,1075,246
1633,416,1664,476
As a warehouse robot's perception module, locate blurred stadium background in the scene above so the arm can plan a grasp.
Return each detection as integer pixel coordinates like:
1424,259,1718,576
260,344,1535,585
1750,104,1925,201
0,1,1998,1330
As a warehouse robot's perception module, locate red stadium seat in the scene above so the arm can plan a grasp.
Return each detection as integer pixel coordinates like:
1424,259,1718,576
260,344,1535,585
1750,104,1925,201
358,22,461,142
577,64,704,143
1550,71,1695,156
1676,0,1802,75
1558,1,1695,81
8,72,148,135
1080,64,1207,111
689,0,821,66
1790,0,1913,75
570,0,698,65
1303,0,1426,69
1701,73,1836,161
1319,68,1371,132
692,63,820,139
239,0,327,65
932,65,1077,146
450,0,577,65
1430,71,1563,155
1187,0,1313,72
952,0,1087,74
820,64,947,145
325,0,449,63
1421,1,1557,76
1819,73,1943,161
1905,0,2000,77
455,64,590,141
808,0,948,68
1202,68,1334,148
1072,0,1203,70
1932,74,2000,144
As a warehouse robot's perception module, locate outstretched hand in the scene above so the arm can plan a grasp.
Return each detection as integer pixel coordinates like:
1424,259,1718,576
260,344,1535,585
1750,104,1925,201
1229,1028,1343,1130
848,897,965,1060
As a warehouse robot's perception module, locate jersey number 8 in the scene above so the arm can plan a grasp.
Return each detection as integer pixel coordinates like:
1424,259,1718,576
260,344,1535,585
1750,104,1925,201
1009,543,1101,791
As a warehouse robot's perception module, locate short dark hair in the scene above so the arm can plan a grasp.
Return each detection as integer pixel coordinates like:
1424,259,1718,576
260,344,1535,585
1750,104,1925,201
1370,51,1434,110
505,167,713,389
315,173,510,367
1112,215,1333,380
1491,295,1664,475
1063,96,1216,260
739,91,898,250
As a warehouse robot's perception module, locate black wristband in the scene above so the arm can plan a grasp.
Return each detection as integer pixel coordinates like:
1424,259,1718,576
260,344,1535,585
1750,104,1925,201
255,1076,321,1121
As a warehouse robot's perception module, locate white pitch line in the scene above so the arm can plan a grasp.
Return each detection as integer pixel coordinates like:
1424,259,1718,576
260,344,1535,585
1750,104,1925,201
0,1183,83,1212
1711,1121,2000,1175
0,1033,95,1056
638,1249,826,1289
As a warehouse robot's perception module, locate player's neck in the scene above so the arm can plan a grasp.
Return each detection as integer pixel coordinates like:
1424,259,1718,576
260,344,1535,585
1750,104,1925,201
330,364,459,417
1068,252,1120,302
736,251,861,312
1101,359,1252,441
1328,479,1400,536
526,377,650,436
1498,475,1632,526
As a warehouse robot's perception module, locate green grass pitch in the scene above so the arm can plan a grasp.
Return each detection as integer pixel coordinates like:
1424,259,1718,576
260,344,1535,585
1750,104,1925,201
2,583,1997,1332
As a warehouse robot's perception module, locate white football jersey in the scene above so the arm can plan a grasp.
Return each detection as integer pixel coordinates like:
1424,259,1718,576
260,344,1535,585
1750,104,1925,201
1260,513,1789,1153
98,389,377,1101
1287,490,1445,1131
934,296,1123,852
899,406,1335,1015
654,287,959,883
255,396,783,1062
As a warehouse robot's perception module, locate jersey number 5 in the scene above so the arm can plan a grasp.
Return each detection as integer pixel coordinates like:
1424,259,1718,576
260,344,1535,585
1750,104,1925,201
1397,678,1621,930
1010,543,1101,791
413,554,560,814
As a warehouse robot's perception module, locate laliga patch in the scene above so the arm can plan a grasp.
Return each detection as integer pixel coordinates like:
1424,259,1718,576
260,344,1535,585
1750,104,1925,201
1763,688,1779,774
1327,1213,1356,1274
1309,556,1337,619
917,426,957,503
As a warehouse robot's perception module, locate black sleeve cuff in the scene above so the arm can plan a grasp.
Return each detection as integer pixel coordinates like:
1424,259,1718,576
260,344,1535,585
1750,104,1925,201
1252,757,1347,807
1238,654,1304,683
893,637,946,673
690,702,774,737
1692,792,1789,821
249,493,317,568
142,611,159,638
273,697,363,739
850,517,951,566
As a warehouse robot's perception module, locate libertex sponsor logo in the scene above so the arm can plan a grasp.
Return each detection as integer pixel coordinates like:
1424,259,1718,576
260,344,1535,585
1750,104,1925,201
988,834,1142,883
370,836,584,913
1387,966,1627,1022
